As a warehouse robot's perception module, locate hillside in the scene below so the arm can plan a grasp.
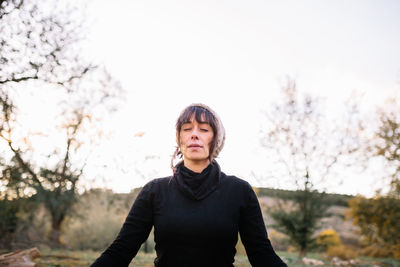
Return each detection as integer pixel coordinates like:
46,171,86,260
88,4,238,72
257,187,353,207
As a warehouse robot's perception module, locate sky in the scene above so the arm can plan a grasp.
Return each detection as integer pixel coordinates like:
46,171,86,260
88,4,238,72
75,0,400,196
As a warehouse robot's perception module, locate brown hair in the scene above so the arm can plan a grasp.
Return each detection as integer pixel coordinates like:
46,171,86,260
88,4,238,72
171,105,219,172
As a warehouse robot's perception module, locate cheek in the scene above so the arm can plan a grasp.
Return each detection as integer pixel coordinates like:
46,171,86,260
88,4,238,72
206,136,214,150
178,133,186,144
179,134,190,148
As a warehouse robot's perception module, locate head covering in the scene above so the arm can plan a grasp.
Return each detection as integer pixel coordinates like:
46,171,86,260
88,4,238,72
171,103,226,172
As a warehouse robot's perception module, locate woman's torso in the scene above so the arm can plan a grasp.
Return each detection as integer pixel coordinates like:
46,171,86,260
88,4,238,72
149,173,249,266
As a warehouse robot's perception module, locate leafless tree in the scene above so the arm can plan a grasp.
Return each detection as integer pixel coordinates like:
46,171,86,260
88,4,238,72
0,0,122,245
260,79,363,256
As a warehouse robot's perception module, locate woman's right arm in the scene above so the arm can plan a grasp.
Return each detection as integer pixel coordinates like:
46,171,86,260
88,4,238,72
91,181,155,267
239,182,287,267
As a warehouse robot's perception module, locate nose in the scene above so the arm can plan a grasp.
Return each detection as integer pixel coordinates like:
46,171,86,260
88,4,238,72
190,127,200,139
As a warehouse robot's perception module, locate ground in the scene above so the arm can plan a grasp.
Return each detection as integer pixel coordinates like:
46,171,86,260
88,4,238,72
30,249,400,267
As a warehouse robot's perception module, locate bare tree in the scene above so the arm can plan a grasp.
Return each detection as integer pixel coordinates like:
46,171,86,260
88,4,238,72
0,0,122,245
0,0,23,19
260,79,362,256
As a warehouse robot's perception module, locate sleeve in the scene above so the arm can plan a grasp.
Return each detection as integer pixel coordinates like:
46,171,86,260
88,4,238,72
91,180,155,267
239,183,287,267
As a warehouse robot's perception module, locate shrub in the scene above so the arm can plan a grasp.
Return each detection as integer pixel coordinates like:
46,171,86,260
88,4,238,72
63,212,124,250
348,195,400,259
0,199,18,247
326,245,358,260
268,229,290,251
360,245,394,258
61,189,132,250
316,229,342,251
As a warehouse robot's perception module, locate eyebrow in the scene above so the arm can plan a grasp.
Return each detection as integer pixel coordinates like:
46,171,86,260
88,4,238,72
183,120,210,124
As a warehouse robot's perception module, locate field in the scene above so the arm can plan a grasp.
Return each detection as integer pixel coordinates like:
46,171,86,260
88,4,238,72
32,249,400,267
2,190,398,267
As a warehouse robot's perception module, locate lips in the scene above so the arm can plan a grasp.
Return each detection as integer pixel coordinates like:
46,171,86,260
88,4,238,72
188,144,202,148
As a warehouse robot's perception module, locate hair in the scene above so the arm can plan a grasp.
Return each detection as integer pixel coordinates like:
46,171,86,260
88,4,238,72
171,105,219,173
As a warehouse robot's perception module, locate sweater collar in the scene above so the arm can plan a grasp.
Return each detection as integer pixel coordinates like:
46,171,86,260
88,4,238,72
174,161,221,201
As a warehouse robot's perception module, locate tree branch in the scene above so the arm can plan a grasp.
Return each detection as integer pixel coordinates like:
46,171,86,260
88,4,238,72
0,0,24,19
0,74,39,84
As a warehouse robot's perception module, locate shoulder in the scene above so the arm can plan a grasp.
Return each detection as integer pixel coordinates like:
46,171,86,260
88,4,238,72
139,176,175,195
221,172,251,186
134,176,172,201
219,173,257,207
220,172,253,193
143,176,172,189
148,176,172,185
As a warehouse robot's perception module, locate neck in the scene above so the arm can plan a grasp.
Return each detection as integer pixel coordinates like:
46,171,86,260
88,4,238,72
183,159,210,173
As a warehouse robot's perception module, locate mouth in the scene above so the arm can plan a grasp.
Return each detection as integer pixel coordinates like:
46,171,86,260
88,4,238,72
188,144,202,148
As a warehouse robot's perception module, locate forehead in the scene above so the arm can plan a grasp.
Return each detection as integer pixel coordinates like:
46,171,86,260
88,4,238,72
180,107,212,124
184,114,209,124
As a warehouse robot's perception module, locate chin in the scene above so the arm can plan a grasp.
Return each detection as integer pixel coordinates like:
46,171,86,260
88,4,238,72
189,158,208,162
186,155,209,162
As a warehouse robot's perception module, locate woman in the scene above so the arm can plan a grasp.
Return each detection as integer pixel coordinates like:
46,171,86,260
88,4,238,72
91,104,287,267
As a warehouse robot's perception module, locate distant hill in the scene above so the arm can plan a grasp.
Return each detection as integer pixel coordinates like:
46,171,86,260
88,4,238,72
256,187,353,207
108,186,353,207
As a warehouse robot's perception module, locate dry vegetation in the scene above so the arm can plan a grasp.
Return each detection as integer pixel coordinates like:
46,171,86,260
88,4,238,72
258,196,360,251
29,249,400,267
2,189,399,266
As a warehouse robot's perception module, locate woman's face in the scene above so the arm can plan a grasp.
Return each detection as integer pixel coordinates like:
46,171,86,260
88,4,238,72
179,115,214,164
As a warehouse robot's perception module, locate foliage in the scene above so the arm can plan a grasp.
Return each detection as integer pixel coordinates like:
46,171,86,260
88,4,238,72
14,204,51,247
316,229,342,251
372,98,400,196
344,76,400,261
344,79,400,261
62,189,135,250
325,245,358,260
268,177,329,256
267,229,290,252
0,198,18,247
260,80,361,256
0,196,52,249
348,195,400,259
360,245,392,259
257,187,352,207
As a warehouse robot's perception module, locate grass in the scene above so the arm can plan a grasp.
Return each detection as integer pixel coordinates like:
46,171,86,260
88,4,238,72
30,249,400,267
35,249,97,267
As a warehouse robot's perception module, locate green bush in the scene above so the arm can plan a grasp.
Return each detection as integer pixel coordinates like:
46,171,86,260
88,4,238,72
0,198,18,247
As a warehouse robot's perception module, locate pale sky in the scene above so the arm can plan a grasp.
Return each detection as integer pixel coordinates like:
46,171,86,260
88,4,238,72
76,0,400,196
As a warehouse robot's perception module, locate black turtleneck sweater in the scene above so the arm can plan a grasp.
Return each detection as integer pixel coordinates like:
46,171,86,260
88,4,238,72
91,162,287,267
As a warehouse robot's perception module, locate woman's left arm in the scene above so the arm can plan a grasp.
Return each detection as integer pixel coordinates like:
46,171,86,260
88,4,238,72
239,183,287,267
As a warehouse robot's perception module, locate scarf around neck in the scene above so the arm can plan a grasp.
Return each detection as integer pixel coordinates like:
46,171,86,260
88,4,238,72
174,161,221,201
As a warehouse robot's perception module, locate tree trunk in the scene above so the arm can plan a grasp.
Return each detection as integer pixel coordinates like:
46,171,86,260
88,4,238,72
299,248,307,258
50,217,63,245
50,227,61,245
0,247,40,267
